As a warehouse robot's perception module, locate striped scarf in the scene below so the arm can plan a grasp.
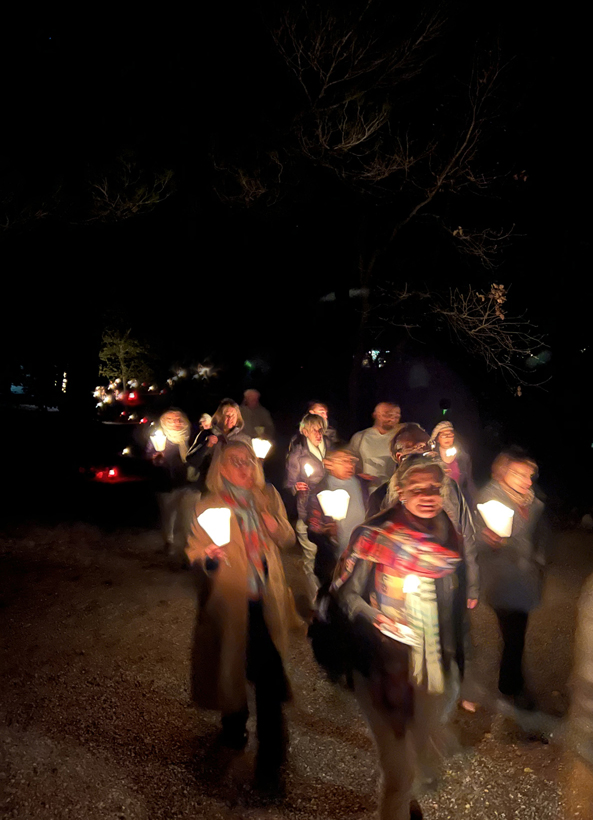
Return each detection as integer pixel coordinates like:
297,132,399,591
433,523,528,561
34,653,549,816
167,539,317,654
333,512,460,692
221,480,269,599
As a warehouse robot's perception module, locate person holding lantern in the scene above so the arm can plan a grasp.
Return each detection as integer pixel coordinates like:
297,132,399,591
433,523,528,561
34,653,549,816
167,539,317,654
285,412,331,610
475,448,549,710
429,421,475,506
330,455,465,820
185,440,298,789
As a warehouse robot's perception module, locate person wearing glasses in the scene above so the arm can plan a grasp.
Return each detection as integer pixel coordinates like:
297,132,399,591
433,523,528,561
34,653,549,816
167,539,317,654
185,441,298,790
475,448,549,711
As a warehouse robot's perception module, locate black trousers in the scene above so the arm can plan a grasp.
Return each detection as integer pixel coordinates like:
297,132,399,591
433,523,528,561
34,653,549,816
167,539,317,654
223,600,287,762
495,609,529,696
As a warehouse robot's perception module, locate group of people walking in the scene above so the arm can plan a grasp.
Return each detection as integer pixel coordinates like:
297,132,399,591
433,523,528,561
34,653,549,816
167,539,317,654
149,393,551,819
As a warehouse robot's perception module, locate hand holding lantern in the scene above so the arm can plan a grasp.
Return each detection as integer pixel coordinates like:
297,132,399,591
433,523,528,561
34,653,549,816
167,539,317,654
150,429,167,452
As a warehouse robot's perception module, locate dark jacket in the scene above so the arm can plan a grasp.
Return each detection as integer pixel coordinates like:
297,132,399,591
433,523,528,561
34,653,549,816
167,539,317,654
368,476,479,601
148,426,205,492
284,433,330,520
475,479,548,612
190,423,252,491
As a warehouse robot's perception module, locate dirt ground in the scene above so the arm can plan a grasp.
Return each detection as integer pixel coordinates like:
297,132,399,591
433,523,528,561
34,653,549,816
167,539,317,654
1,521,592,819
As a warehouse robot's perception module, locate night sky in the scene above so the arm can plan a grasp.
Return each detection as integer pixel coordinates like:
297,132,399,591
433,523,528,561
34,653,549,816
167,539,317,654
1,6,590,489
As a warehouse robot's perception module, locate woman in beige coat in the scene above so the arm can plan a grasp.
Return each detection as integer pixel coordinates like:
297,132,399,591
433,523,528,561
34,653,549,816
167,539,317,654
186,440,296,785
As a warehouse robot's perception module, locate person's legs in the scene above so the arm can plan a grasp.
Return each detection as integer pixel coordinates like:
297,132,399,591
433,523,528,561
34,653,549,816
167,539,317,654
220,706,249,749
353,671,416,820
495,610,529,697
295,518,319,607
157,491,177,549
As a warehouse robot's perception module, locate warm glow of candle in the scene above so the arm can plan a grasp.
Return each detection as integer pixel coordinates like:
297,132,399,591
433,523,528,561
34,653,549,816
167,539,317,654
150,429,167,452
252,438,273,459
304,462,314,477
197,508,232,546
403,574,421,594
477,500,515,538
445,447,457,457
317,489,350,521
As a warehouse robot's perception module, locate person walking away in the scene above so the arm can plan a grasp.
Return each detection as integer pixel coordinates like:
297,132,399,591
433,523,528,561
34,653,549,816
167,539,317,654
350,402,401,491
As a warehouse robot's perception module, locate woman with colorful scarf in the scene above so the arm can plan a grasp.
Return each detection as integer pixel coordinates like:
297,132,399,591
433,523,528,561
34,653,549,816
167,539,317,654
475,448,548,710
185,441,298,789
331,455,464,820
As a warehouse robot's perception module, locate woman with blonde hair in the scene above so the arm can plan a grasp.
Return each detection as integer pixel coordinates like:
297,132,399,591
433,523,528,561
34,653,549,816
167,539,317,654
186,440,297,789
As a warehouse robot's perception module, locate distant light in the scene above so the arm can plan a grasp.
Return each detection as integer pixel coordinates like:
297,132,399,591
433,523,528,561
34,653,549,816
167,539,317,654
140,417,148,424
244,360,253,370
108,468,118,478
129,392,136,400
122,447,132,456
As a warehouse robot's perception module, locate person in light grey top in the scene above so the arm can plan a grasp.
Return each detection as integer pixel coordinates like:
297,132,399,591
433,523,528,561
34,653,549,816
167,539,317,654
241,389,275,441
349,402,401,490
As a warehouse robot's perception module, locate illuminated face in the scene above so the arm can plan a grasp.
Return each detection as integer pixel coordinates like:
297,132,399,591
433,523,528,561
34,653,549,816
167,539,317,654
327,453,356,480
503,461,535,496
162,411,186,432
222,406,239,430
438,430,455,449
200,416,212,430
221,448,256,490
395,433,430,462
304,425,324,447
374,403,401,431
399,468,443,518
310,404,328,421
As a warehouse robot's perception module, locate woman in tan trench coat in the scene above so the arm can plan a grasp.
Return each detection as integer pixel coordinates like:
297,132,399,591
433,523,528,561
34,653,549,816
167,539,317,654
185,440,296,785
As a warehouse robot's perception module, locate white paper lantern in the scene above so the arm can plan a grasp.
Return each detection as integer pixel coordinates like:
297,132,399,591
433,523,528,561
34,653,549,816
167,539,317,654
303,462,314,478
403,574,421,594
317,489,350,521
445,447,457,457
477,500,514,538
197,508,232,546
252,438,273,459
150,429,167,452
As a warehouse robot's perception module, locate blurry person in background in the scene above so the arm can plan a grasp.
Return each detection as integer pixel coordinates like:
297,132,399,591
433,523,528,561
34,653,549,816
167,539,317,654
565,573,593,816
189,399,251,492
186,441,297,791
199,413,212,431
475,448,549,710
350,402,401,491
331,456,465,820
307,446,371,590
285,413,330,611
148,409,204,565
241,389,275,441
430,421,476,506
308,400,340,446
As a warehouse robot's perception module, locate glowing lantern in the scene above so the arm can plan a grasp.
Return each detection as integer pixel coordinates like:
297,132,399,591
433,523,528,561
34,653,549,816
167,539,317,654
108,468,118,478
129,392,136,400
150,429,167,452
304,462,314,478
252,438,272,459
403,574,421,594
197,508,232,546
477,500,515,538
122,447,132,456
445,447,457,457
317,489,350,521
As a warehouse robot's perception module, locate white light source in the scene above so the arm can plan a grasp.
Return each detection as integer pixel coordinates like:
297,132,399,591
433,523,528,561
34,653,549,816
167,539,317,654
403,574,421,594
304,462,314,478
150,429,167,452
445,447,457,457
198,508,231,546
252,438,272,459
477,500,515,538
317,489,350,520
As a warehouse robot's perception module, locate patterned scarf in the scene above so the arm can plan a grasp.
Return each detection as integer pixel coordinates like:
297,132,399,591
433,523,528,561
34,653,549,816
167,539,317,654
221,480,269,599
500,481,535,511
333,512,460,692
161,416,190,462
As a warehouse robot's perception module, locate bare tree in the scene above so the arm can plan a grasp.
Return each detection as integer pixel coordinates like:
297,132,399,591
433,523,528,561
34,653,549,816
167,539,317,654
98,328,154,386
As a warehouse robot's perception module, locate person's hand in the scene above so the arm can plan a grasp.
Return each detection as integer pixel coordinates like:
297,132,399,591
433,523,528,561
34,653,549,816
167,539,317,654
151,452,164,461
295,482,309,492
358,473,374,481
204,544,228,564
374,612,396,630
324,521,338,538
261,511,278,535
482,527,504,548
467,598,478,610
207,435,219,448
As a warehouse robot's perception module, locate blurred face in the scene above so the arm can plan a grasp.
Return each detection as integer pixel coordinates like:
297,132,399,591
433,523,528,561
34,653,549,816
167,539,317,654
373,403,401,432
395,432,430,462
222,406,239,430
200,416,212,430
438,430,455,449
326,453,356,480
162,411,185,432
503,461,535,496
220,448,256,490
304,424,324,447
310,404,328,421
399,468,443,518
244,391,259,409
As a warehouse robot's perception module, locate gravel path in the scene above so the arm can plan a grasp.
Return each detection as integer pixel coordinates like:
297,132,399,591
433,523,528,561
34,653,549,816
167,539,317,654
1,523,591,819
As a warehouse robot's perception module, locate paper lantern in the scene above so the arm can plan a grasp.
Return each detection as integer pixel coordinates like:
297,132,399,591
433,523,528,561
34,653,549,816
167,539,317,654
197,508,232,546
252,438,273,459
303,462,314,478
477,499,514,538
317,489,350,521
403,574,421,594
150,429,167,452
445,447,457,457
